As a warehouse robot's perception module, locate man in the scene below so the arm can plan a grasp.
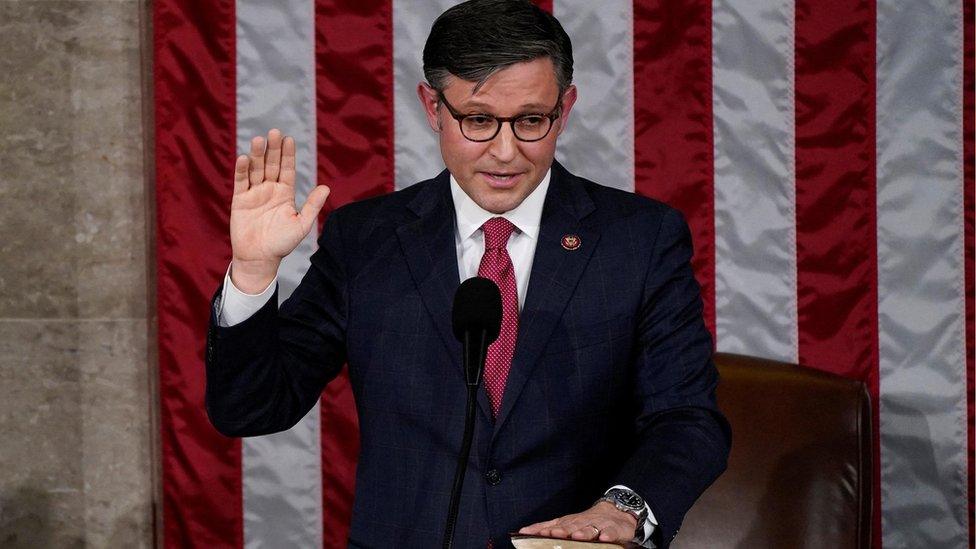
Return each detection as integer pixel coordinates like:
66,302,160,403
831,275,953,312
206,1,730,547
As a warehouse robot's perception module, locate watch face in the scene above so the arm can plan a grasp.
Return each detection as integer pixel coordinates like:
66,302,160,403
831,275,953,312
613,489,644,510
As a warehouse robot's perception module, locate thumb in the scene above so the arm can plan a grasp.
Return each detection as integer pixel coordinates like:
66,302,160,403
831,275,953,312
298,185,331,234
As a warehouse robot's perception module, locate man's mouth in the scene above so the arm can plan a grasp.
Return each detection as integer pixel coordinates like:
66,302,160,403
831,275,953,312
481,171,523,189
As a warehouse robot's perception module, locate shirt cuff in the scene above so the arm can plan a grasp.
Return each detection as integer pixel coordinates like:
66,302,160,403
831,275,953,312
608,485,657,548
217,263,277,327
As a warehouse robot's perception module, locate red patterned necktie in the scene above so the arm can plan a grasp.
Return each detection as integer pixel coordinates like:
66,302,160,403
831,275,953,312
478,217,519,418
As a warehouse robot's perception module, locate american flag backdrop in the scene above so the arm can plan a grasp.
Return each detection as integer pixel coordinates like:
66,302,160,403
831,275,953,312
152,0,974,547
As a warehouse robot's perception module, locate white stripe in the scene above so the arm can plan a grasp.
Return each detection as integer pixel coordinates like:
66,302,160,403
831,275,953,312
552,0,634,192
876,0,968,545
393,0,464,190
711,0,797,363
236,1,323,547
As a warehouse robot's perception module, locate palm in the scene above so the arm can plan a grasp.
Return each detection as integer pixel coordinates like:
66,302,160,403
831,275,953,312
232,179,305,261
229,130,330,264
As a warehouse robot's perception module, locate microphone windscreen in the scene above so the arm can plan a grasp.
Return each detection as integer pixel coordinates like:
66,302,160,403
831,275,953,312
452,277,503,344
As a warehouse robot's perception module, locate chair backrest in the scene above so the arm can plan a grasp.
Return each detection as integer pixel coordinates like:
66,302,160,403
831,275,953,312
673,353,872,549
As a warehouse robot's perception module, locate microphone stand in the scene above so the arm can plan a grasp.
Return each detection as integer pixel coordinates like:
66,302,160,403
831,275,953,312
443,329,487,549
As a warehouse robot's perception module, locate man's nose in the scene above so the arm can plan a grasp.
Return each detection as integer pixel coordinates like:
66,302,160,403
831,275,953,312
487,123,519,162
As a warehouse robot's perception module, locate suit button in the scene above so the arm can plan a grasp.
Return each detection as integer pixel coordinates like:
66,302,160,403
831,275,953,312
485,469,502,485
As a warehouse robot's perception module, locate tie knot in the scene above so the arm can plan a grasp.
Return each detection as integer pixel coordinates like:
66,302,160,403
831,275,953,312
481,217,516,250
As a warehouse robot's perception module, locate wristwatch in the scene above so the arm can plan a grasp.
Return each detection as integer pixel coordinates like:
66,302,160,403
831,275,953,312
598,488,648,535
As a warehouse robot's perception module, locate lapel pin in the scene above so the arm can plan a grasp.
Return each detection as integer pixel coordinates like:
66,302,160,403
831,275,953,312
561,234,581,251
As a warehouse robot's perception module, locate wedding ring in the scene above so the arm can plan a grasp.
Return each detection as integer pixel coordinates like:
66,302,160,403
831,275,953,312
587,524,601,536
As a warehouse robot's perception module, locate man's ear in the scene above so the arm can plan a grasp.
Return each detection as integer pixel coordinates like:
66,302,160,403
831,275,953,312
554,84,578,138
417,82,442,132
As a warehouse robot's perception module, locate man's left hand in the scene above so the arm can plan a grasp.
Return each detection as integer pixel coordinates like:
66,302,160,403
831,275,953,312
518,501,638,544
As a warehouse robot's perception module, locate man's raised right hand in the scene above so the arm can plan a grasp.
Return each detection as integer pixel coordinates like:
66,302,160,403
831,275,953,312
230,129,331,294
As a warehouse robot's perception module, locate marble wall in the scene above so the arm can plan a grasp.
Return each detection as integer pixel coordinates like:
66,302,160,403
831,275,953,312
0,1,154,547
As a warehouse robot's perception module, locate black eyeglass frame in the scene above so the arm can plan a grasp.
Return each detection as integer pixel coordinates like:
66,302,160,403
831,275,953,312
437,92,562,143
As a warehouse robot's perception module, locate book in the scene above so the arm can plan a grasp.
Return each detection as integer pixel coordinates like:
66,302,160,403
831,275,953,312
509,533,637,549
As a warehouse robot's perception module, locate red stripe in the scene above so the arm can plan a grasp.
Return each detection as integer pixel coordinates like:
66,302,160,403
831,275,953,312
153,0,242,546
315,0,394,546
315,0,395,217
793,0,879,545
319,368,360,549
632,0,716,338
531,0,553,13
963,0,974,543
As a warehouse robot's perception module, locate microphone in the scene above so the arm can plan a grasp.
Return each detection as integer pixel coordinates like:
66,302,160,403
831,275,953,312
444,277,502,549
452,276,503,386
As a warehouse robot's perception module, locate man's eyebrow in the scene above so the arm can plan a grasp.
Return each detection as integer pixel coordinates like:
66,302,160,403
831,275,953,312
458,100,554,112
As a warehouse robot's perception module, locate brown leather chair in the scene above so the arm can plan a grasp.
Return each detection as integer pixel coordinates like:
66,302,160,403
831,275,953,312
673,353,872,549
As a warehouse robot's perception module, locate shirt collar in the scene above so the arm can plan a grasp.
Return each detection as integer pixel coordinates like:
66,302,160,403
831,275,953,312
450,168,551,242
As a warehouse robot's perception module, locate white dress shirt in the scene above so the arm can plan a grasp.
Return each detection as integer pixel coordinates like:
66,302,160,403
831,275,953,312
450,169,548,308
216,168,656,546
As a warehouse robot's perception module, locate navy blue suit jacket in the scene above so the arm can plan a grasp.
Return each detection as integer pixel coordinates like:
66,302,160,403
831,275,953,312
206,162,730,548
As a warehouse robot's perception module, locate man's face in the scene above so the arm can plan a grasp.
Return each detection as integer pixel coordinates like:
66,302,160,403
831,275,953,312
418,58,577,214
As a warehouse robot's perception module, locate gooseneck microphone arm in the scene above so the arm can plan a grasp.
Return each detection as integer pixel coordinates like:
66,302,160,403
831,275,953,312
443,329,488,549
444,278,502,549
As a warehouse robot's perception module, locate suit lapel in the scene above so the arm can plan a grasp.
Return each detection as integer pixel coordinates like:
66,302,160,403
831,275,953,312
396,172,494,421
493,163,599,435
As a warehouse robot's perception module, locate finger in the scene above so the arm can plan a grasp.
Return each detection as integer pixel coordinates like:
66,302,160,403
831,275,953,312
598,525,624,543
279,136,297,186
264,129,283,182
233,155,250,195
542,520,578,538
298,185,331,235
549,517,594,539
546,527,569,539
518,518,560,534
248,136,266,186
569,523,603,541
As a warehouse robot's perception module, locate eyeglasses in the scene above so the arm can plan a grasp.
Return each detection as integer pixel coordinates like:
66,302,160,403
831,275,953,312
438,93,562,143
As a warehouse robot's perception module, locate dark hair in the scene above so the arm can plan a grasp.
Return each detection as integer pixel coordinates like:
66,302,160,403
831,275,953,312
422,0,573,94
